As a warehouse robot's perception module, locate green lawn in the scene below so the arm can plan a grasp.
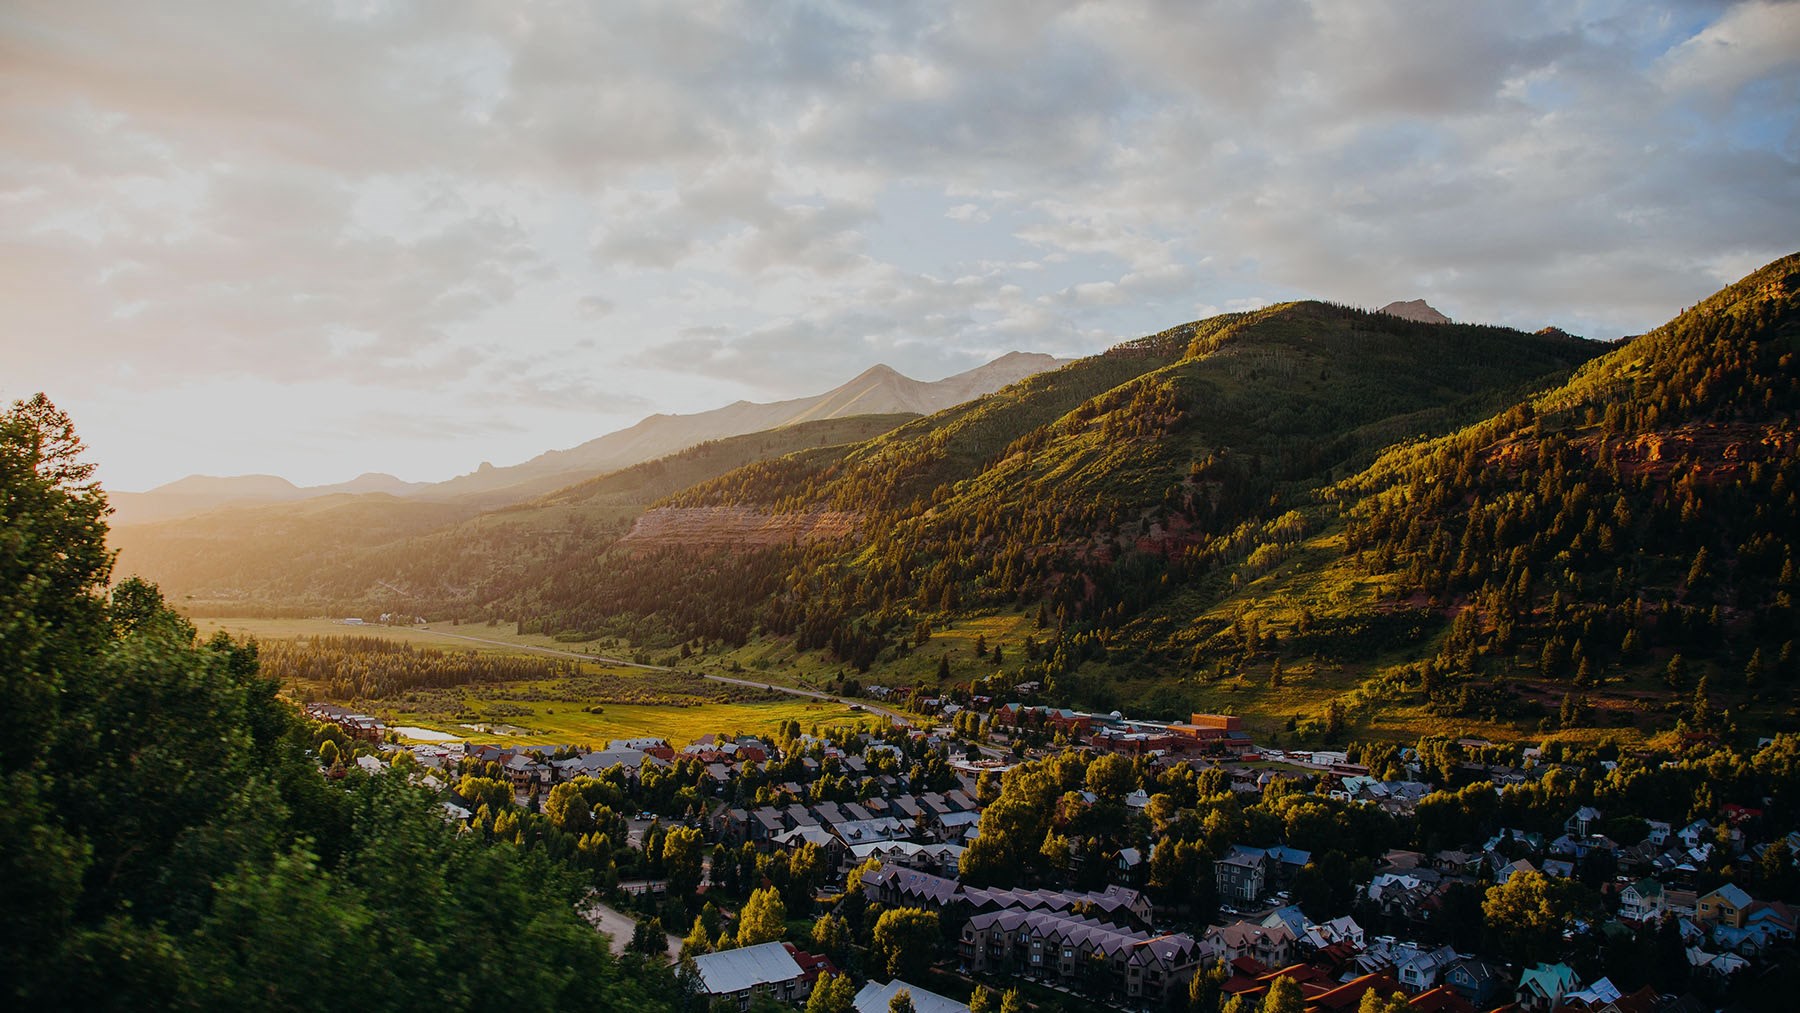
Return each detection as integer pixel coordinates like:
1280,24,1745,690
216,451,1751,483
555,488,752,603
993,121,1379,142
389,696,869,748
198,617,875,747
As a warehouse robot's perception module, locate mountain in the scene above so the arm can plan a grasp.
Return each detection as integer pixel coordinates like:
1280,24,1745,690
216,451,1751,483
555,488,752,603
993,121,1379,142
109,472,435,526
1377,299,1451,324
433,254,1795,741
132,255,1800,742
112,352,1069,523
307,299,1583,669
419,351,1071,502
109,413,919,609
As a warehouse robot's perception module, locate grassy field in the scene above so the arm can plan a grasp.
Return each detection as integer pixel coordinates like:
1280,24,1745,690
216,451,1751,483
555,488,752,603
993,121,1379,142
196,616,621,657
389,695,869,748
200,616,874,747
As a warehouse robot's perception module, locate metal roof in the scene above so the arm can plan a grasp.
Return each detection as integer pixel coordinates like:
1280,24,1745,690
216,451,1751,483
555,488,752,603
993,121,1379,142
692,941,803,994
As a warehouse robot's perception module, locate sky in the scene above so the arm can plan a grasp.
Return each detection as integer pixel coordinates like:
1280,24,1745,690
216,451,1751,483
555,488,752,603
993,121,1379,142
3,1,1798,492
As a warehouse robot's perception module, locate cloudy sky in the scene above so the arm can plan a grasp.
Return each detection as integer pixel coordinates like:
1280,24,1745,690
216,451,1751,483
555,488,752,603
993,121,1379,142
4,0,1797,491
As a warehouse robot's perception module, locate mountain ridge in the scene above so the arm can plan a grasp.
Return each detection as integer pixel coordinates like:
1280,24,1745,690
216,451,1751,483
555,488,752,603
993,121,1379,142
111,351,1070,524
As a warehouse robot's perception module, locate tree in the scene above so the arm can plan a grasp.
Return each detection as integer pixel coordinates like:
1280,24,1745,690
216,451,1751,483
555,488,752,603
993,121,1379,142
1261,976,1304,1013
999,988,1025,1013
872,907,940,979
682,914,713,957
663,826,704,897
1086,753,1136,801
318,739,340,768
1482,870,1582,965
811,912,850,961
1357,990,1410,1013
0,396,678,1010
631,915,667,956
969,985,995,1013
889,989,917,1013
806,971,856,1013
737,886,788,945
1188,960,1228,1013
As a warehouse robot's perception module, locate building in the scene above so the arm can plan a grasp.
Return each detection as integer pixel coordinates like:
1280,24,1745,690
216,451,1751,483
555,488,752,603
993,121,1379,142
1215,845,1269,904
1442,956,1507,1008
690,941,821,1010
1516,963,1580,1012
1696,883,1752,928
959,908,1202,1004
852,980,970,1013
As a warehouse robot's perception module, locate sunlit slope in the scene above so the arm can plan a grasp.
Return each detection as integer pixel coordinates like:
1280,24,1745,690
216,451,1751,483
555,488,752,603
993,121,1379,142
1117,252,1800,740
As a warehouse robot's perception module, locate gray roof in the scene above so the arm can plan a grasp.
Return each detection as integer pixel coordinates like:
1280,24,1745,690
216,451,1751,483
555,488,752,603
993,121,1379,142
853,980,970,1013
692,941,803,994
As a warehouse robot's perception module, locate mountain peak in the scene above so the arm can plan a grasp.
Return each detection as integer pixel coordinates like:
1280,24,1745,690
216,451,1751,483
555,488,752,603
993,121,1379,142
849,363,908,382
1377,299,1450,324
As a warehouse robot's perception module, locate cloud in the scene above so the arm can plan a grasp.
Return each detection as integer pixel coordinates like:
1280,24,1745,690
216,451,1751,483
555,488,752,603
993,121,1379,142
3,0,1797,488
1659,0,1800,97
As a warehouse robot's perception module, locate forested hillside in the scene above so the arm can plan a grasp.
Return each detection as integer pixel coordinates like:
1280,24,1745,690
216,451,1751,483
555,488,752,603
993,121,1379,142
1126,252,1800,740
506,301,1602,678
488,257,1799,742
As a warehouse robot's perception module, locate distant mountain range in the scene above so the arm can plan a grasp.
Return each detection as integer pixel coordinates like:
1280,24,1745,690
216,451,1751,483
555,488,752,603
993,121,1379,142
108,351,1070,525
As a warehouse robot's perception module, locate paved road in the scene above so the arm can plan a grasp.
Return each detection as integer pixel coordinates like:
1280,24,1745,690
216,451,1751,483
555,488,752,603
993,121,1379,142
418,627,915,726
580,896,680,960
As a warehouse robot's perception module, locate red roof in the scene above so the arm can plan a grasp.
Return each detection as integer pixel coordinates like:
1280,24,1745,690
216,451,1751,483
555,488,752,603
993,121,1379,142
1408,986,1476,1013
780,943,838,985
1305,973,1403,1013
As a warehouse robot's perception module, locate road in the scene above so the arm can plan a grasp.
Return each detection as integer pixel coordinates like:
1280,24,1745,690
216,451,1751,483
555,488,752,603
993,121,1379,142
418,627,916,726
580,896,681,960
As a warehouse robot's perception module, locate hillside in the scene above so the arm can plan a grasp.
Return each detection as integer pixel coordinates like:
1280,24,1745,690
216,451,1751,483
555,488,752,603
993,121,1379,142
112,413,918,612
483,256,1800,743
507,302,1605,673
1120,252,1800,741
140,256,1800,743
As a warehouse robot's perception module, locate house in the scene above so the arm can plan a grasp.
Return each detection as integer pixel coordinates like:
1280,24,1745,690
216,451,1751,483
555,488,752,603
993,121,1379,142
1442,955,1507,1008
1395,945,1458,993
1215,845,1269,904
690,941,820,1010
1303,915,1365,951
959,908,1200,1004
1687,947,1750,979
1745,899,1796,940
853,980,969,1013
1494,859,1536,885
1516,962,1580,1011
1618,878,1664,922
1696,882,1752,928
1201,920,1295,967
1566,806,1602,838
1116,847,1146,884
858,840,964,877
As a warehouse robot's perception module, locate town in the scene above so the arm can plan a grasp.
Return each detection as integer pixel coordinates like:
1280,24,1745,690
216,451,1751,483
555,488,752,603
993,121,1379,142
305,694,1800,1013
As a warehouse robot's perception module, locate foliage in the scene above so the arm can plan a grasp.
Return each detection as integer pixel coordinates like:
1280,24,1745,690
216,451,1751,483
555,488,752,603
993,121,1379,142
871,907,940,980
1482,869,1591,966
737,886,788,945
0,395,676,1011
806,972,856,1013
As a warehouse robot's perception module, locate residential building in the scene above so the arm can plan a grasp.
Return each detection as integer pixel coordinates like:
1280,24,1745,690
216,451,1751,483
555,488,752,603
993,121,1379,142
690,941,823,1010
852,980,970,1013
